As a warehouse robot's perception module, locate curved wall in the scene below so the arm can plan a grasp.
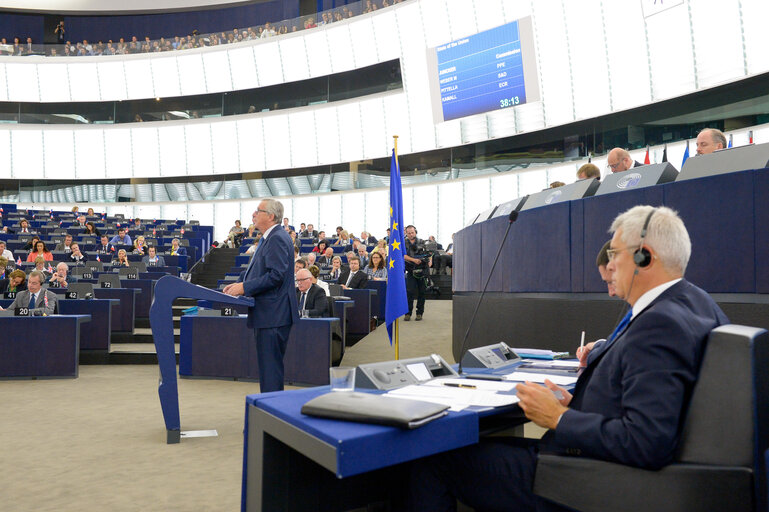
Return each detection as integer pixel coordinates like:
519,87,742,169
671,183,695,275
1,0,768,180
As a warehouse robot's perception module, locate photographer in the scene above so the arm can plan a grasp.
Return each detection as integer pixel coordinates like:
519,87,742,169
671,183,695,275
403,225,430,321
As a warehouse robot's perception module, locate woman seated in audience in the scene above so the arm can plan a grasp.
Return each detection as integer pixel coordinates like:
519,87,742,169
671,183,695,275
328,256,343,281
308,265,330,296
312,239,329,254
227,220,244,248
1,269,27,293
365,251,388,280
83,221,101,237
22,236,41,252
334,230,350,247
113,249,131,267
33,256,52,279
372,238,388,257
132,235,146,255
86,207,95,216
71,206,79,213
27,240,53,262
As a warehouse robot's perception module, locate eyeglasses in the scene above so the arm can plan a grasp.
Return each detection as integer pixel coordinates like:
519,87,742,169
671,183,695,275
296,276,312,281
606,246,638,261
256,209,268,214
606,162,622,170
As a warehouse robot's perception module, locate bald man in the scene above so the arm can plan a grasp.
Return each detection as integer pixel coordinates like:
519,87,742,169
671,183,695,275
606,148,642,173
695,128,727,155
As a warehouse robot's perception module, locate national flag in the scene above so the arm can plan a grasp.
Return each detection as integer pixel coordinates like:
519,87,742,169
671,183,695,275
96,254,101,262
727,134,732,148
644,146,650,165
47,263,54,273
180,228,185,235
116,222,120,228
681,141,690,168
385,148,409,345
749,130,753,145
662,145,668,163
152,228,156,236
16,257,21,266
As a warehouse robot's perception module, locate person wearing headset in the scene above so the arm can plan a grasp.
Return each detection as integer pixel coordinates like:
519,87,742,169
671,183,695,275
407,205,729,511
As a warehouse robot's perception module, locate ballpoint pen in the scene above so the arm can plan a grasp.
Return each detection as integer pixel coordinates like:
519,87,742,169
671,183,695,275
443,382,477,389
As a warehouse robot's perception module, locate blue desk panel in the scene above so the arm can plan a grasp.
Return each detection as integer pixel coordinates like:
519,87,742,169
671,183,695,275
343,289,375,336
366,280,387,320
39,295,116,350
755,168,769,293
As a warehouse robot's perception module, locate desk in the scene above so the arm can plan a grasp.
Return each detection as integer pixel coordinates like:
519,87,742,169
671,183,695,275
366,280,386,320
0,315,90,378
51,297,117,350
343,289,376,337
242,387,479,511
179,316,340,386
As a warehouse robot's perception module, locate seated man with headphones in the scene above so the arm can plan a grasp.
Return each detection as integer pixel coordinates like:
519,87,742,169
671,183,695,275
407,205,729,511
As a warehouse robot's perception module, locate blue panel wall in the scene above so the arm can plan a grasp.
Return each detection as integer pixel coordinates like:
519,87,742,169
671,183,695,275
752,169,769,293
0,13,45,43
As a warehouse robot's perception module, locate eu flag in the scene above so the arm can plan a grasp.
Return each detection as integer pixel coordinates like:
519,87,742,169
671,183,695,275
385,149,408,345
681,141,690,168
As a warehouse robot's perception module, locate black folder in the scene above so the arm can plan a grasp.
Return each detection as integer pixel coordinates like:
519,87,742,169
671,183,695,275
301,391,449,429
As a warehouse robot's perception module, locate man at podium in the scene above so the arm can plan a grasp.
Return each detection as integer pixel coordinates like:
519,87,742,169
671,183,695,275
408,205,728,511
223,199,299,393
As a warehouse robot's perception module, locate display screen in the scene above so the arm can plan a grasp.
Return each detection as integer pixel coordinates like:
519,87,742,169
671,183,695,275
428,18,540,123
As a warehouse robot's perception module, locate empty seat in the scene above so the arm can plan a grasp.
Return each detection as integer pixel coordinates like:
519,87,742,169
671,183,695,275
129,261,147,272
97,273,121,289
67,282,95,298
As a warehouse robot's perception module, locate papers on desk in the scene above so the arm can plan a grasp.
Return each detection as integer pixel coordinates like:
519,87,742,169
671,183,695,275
512,348,570,360
522,359,580,369
387,379,519,411
502,372,577,386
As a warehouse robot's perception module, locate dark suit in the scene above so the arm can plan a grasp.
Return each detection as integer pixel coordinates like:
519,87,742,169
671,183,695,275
316,255,332,266
296,284,328,318
168,246,187,256
0,280,26,294
68,252,88,264
237,225,299,392
337,269,368,289
8,289,58,315
409,279,728,511
142,255,166,267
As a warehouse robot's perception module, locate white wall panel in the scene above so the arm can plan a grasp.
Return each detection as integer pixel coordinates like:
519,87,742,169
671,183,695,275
602,1,651,111
161,204,189,223
532,0,573,127
360,98,387,159
293,195,320,228
123,60,154,100
0,131,11,178
213,201,241,242
74,130,106,180
185,123,213,176
395,2,430,154
158,125,186,177
437,181,463,245
150,57,182,98
262,115,291,170
5,62,39,102
445,0,477,40
37,63,70,103
314,106,341,165
97,61,128,101
318,194,342,233
336,102,364,163
43,130,75,179
489,172,518,205
420,0,452,48
228,46,259,89
279,36,310,83
67,62,100,102
647,5,695,100
186,202,214,228
12,130,44,178
742,0,769,76
303,30,332,78
547,163,578,186
253,41,284,86
0,64,8,102
104,128,132,178
382,94,410,152
210,121,239,175
236,117,266,173
176,54,207,96
371,10,401,62
474,0,508,32
135,204,161,222
691,0,744,87
410,183,437,240
349,17,378,69
202,51,233,93
364,188,389,238
131,126,161,177
325,24,355,73
341,191,366,234
518,168,548,196
288,110,318,169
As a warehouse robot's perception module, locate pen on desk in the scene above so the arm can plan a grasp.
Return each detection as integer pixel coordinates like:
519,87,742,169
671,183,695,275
580,330,585,349
443,382,477,389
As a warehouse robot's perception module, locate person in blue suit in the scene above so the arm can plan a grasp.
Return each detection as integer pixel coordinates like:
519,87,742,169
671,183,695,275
223,199,299,393
168,238,187,256
408,205,729,511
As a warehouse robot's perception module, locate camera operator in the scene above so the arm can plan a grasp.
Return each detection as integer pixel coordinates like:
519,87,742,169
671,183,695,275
403,225,430,321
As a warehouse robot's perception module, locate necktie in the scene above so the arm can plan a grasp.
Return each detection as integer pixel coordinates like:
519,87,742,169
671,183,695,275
607,309,633,343
299,292,306,311
345,271,355,287
28,293,37,309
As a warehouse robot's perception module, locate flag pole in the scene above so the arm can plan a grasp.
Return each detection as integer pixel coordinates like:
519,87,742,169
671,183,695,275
393,134,399,360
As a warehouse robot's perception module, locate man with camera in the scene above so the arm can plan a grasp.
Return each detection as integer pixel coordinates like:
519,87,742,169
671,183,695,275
403,225,430,321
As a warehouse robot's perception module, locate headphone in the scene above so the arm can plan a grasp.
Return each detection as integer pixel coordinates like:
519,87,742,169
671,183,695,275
633,209,655,269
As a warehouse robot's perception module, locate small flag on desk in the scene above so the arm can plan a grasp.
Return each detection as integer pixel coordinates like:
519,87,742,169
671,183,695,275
16,257,22,266
385,148,409,345
644,146,650,165
681,141,690,168
728,134,733,148
180,228,185,235
47,263,53,273
96,254,101,262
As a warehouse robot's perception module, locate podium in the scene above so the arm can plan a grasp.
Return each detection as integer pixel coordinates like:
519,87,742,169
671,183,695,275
150,275,254,443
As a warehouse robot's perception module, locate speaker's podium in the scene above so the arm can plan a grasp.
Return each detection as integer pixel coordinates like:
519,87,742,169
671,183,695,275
150,275,254,443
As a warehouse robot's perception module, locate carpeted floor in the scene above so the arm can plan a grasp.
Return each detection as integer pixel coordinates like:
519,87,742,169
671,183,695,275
0,300,454,512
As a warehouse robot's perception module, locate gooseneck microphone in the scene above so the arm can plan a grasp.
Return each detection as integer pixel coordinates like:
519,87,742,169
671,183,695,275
457,209,519,375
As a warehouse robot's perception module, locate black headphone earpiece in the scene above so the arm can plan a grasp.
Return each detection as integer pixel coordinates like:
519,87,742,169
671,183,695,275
633,209,655,270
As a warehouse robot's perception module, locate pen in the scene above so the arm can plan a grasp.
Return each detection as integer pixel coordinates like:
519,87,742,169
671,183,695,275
443,382,477,389
580,330,585,349
464,374,505,381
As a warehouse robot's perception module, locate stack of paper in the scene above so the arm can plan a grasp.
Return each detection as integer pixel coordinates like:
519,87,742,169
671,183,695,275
387,379,519,411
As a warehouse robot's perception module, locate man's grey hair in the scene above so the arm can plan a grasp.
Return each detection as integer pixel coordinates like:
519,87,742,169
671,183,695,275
262,199,283,225
56,262,69,271
609,205,691,275
28,270,46,283
700,128,727,149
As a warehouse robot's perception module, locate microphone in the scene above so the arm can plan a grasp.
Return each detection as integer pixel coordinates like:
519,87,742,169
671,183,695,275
456,208,520,375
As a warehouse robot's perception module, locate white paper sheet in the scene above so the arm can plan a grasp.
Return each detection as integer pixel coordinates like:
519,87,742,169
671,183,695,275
502,372,578,386
424,377,517,392
386,384,519,411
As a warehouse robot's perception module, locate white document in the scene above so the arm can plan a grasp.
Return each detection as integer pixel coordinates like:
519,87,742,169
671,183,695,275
424,377,517,392
502,372,578,386
387,384,519,411
521,359,581,368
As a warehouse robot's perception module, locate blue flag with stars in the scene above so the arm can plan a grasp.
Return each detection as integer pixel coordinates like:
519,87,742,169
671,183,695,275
386,149,408,345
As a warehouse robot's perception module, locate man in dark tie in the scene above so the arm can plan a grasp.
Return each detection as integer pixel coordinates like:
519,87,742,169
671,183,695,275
97,235,114,254
295,268,328,318
223,199,299,393
1,271,57,315
408,205,729,511
68,243,88,264
337,255,368,290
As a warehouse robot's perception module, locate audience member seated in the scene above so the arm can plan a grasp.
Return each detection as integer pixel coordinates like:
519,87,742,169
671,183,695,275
83,221,101,237
0,257,7,279
356,244,369,268
0,240,13,260
317,230,327,242
289,230,300,250
338,255,368,290
308,265,329,296
112,249,131,267
334,230,352,251
372,239,388,258
27,240,53,262
301,223,319,239
109,227,132,246
168,238,187,256
55,234,74,253
86,207,95,216
68,243,88,264
48,262,74,288
317,247,334,267
328,256,343,281
295,268,328,317
133,218,143,230
0,271,57,315
132,235,147,255
696,128,727,155
305,252,317,268
74,215,88,228
365,251,387,280
312,239,329,255
33,256,52,280
16,219,34,234
1,269,27,293
22,236,41,252
294,257,308,274
361,231,377,244
227,220,245,248
434,235,453,275
142,246,166,267
281,217,295,232
96,235,115,254
577,163,602,180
